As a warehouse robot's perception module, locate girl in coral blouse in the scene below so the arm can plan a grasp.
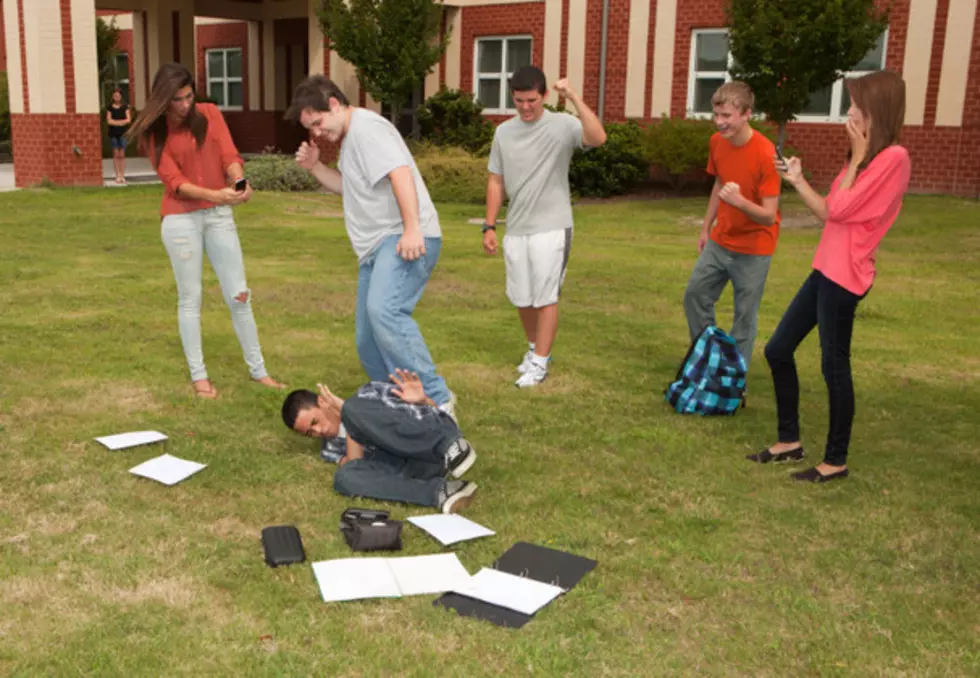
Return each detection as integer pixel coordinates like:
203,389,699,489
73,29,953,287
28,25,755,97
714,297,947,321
128,63,283,399
747,70,911,482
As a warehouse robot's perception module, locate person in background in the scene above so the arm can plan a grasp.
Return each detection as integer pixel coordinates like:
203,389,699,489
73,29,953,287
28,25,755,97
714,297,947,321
749,71,911,483
127,63,284,399
106,89,131,184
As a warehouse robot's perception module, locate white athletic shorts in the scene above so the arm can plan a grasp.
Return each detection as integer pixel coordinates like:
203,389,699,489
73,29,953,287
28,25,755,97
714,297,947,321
503,228,573,308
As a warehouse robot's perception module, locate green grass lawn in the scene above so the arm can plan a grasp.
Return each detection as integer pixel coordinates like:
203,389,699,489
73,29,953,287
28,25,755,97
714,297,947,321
0,187,977,676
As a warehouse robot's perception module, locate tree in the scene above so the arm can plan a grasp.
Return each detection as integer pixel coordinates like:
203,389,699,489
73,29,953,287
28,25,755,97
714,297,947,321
96,17,121,106
726,0,889,150
318,0,450,125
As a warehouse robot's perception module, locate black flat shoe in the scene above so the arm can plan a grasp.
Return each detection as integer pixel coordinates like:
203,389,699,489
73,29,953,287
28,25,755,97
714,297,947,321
791,466,849,483
746,446,804,464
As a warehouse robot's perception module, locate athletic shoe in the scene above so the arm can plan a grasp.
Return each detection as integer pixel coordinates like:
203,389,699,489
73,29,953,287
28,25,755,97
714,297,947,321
515,362,547,388
438,390,458,423
444,437,476,479
439,480,478,514
516,350,534,374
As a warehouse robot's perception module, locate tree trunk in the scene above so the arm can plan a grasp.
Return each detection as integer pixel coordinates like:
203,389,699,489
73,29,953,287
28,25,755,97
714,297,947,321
777,122,787,157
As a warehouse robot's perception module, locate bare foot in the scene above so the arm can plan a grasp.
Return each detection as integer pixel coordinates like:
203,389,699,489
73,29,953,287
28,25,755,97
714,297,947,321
193,379,219,399
254,376,286,389
815,462,847,476
768,441,802,454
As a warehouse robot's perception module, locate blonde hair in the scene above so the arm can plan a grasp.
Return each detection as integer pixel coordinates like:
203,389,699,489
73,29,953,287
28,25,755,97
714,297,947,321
711,81,754,114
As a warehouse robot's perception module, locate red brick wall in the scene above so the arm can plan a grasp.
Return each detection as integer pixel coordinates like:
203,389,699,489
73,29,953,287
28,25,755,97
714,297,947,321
11,114,103,186
459,3,546,95
196,22,251,111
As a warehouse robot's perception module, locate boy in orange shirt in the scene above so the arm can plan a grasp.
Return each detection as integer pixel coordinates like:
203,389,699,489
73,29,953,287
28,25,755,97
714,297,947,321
683,81,781,381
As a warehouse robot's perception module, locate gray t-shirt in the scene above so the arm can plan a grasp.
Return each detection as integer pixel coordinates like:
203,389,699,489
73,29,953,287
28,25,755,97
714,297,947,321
338,108,441,261
488,110,584,236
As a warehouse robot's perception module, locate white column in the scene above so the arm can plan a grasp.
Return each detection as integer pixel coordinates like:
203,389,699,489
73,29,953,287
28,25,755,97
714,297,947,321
650,0,677,118
248,21,261,110
24,0,66,113
308,0,324,75
624,0,650,118
935,0,978,127
132,10,148,109
444,7,461,90
263,19,276,110
543,0,563,104
566,0,588,98
2,0,25,113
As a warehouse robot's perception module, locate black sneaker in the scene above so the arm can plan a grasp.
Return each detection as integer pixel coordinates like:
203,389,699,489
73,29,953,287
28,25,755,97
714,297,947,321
444,437,476,478
439,480,478,514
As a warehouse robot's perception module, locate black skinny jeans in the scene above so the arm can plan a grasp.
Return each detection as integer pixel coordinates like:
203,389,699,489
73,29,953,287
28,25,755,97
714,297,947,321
764,270,866,466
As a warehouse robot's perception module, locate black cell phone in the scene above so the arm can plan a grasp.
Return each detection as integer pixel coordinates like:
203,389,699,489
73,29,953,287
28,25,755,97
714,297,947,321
261,525,306,568
775,142,785,163
234,178,248,192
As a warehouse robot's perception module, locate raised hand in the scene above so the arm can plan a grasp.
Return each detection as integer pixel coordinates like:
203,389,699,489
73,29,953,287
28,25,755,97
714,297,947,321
295,141,320,171
718,181,744,208
775,156,803,186
552,78,574,99
845,118,869,167
389,369,427,404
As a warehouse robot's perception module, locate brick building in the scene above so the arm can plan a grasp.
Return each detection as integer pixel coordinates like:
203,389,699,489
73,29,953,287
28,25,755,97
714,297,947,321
3,0,979,196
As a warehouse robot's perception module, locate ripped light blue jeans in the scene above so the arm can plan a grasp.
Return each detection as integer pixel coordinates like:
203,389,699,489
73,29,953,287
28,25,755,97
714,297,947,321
161,206,268,382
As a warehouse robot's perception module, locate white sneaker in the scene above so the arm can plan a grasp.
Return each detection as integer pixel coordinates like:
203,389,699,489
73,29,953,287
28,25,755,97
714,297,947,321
438,391,458,423
440,481,478,514
515,362,547,388
516,350,534,374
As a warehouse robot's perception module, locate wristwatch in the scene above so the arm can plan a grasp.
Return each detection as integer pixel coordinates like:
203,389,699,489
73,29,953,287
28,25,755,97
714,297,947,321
481,223,496,233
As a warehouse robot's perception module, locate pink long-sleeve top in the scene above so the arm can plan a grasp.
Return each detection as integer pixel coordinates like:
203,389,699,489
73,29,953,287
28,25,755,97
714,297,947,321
813,145,911,295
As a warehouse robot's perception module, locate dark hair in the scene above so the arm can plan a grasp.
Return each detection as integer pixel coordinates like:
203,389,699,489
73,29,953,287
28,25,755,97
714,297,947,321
846,70,906,176
509,66,547,95
281,389,319,430
126,63,207,165
285,75,350,123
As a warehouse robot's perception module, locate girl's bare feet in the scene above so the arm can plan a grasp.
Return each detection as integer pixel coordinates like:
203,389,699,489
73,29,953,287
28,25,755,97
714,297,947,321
193,379,219,399
254,376,286,389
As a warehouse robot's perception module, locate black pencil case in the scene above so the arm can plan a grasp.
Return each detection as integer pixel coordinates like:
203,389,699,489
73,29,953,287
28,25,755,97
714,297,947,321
340,508,403,552
261,525,306,567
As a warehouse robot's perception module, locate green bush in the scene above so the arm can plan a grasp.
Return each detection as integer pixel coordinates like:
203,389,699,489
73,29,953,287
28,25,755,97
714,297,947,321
641,117,800,189
413,143,487,204
568,119,649,198
416,88,495,156
244,154,322,192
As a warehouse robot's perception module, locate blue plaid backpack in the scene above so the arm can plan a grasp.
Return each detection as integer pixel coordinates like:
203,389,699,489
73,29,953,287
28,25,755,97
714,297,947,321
665,326,747,415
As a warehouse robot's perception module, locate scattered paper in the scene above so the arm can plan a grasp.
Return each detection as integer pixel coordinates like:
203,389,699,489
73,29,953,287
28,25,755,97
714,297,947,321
129,454,206,486
312,553,471,603
452,567,565,616
407,514,495,546
95,430,168,450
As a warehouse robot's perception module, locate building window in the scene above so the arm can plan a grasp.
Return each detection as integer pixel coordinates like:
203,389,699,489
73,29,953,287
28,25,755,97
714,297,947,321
687,29,888,122
206,48,243,110
474,36,533,113
112,53,130,105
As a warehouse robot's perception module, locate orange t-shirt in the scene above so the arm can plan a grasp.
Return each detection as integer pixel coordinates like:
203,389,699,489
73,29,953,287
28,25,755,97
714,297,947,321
150,103,243,217
706,131,782,256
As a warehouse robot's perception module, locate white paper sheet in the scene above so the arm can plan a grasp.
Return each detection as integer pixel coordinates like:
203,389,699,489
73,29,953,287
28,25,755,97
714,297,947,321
313,558,401,603
385,553,472,596
452,567,565,616
128,454,206,486
407,514,496,546
95,430,168,450
311,554,472,602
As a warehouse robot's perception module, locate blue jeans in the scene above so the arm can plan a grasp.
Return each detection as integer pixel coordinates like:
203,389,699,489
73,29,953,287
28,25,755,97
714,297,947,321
333,396,460,507
355,235,450,405
161,206,269,382
765,270,866,466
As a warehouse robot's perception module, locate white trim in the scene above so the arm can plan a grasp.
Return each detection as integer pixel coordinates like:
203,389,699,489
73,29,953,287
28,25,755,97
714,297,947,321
473,35,533,114
205,47,244,111
686,28,889,123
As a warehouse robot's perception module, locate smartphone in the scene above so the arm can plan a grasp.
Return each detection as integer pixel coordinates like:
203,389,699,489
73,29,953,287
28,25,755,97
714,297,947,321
234,178,248,192
775,142,785,163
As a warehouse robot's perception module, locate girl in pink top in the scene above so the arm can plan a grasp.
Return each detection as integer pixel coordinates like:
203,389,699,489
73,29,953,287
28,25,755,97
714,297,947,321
746,70,911,482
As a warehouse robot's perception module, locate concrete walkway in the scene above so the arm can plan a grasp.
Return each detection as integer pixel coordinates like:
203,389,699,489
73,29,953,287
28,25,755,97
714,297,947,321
0,157,160,192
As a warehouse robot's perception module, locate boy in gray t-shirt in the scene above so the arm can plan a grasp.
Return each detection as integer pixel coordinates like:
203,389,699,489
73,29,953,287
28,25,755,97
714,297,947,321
483,66,607,388
286,76,454,416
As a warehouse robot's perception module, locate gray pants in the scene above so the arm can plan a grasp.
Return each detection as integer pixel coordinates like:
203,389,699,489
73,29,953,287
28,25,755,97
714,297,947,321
683,239,772,373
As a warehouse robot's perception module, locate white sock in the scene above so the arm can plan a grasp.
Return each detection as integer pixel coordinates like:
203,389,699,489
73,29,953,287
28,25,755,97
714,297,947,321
531,353,549,369
528,342,536,353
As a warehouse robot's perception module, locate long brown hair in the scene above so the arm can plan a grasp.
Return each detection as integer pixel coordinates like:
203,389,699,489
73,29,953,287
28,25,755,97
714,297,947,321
126,63,207,165
846,70,906,174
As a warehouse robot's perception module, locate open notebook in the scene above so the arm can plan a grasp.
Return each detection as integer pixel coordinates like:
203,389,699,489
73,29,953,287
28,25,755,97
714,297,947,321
312,553,471,603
